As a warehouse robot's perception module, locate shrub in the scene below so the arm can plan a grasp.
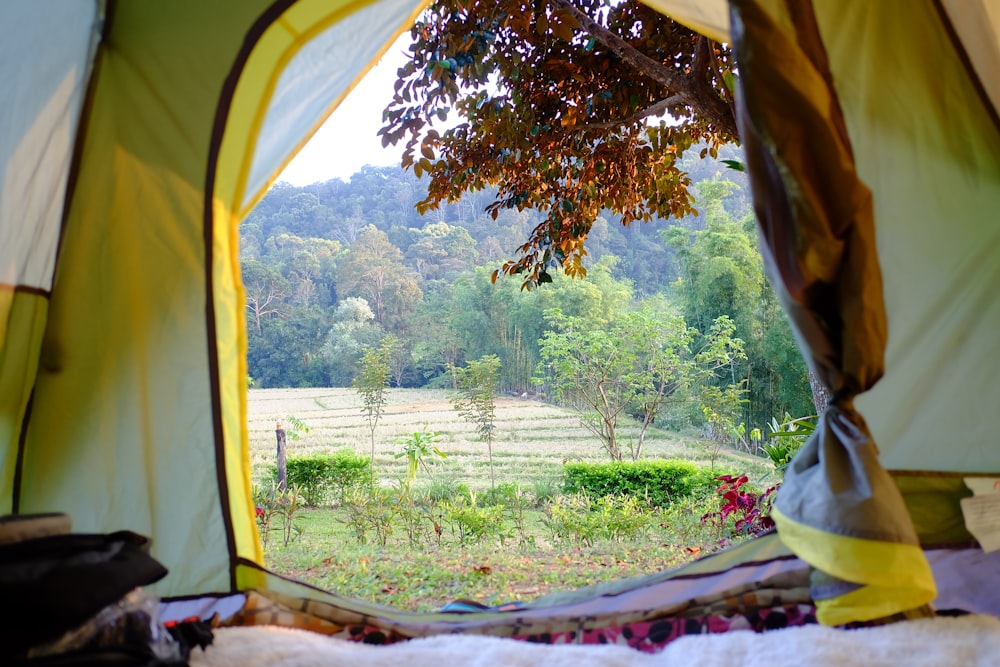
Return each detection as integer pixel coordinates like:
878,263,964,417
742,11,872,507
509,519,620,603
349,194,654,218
342,486,397,547
660,494,723,549
530,477,560,507
544,493,654,546
439,494,508,546
479,481,521,507
762,413,816,475
277,450,374,506
700,474,776,545
253,481,304,549
479,482,534,546
326,449,376,502
563,460,712,506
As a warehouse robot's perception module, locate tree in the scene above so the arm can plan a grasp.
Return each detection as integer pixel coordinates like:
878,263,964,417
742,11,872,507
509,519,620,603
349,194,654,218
243,259,288,334
410,283,467,387
336,225,423,334
451,355,502,487
322,297,385,386
538,308,744,461
381,0,737,286
354,335,400,464
405,222,479,282
663,179,812,429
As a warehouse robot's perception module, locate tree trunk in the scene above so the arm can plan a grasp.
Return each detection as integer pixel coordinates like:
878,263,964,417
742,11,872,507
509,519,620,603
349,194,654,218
275,425,287,491
808,370,831,416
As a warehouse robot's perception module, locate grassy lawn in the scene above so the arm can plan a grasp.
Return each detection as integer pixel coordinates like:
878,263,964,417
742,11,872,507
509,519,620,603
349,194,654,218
249,387,775,611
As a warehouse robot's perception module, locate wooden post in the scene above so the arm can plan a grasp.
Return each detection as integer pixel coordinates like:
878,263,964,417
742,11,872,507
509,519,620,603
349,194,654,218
275,420,287,491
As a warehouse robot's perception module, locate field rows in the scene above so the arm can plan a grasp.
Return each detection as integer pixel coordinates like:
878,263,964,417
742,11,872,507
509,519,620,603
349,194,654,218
247,387,767,489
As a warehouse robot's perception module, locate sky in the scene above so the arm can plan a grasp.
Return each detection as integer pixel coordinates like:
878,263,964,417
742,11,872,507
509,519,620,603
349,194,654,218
276,36,412,186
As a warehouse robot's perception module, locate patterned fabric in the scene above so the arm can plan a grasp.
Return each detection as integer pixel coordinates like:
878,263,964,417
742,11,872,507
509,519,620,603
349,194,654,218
225,591,345,636
336,604,818,650
221,568,817,652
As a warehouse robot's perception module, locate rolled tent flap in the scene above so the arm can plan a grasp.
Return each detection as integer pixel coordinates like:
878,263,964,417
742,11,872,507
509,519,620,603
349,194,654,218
729,0,934,625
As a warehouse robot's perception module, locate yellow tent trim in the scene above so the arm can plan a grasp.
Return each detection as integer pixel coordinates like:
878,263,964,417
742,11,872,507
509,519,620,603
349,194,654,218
211,0,432,570
228,0,379,216
233,0,432,221
772,506,936,625
815,583,940,628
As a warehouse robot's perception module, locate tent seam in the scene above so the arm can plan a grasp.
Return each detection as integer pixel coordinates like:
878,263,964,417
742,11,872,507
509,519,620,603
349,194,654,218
203,0,300,593
931,0,1000,137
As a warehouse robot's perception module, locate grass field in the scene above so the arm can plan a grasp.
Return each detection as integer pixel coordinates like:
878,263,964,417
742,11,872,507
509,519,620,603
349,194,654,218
247,387,775,611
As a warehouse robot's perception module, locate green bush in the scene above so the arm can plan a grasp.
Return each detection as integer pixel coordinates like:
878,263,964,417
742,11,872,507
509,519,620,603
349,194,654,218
544,493,654,546
327,449,376,501
342,486,396,546
530,477,560,507
422,477,469,504
479,481,522,507
275,450,374,506
563,460,716,506
440,496,508,546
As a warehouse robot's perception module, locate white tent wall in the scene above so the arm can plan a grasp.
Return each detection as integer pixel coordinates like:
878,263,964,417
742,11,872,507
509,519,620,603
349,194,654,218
240,0,426,213
0,2,100,290
651,0,1000,474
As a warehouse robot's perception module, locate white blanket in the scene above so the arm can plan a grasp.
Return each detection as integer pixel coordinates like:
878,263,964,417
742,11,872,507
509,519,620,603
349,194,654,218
191,615,1000,667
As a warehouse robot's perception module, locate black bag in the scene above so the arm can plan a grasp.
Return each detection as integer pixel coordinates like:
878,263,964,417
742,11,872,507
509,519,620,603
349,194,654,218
0,525,168,658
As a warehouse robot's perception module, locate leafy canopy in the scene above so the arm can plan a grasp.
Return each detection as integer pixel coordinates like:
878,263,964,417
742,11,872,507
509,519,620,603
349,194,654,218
381,0,737,287
538,308,744,461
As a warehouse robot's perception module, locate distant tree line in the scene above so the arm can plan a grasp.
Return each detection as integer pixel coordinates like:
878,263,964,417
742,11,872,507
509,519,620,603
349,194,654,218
241,155,811,435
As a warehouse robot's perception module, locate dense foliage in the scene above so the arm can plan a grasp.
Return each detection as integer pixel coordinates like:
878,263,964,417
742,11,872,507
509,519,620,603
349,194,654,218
539,308,743,460
380,0,737,286
276,451,375,506
562,460,720,506
241,159,809,440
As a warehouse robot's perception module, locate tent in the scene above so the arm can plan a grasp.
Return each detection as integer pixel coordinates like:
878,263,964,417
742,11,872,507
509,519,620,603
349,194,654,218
1,0,997,638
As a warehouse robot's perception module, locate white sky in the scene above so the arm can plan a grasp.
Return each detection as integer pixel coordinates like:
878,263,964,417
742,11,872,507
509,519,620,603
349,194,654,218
277,36,412,186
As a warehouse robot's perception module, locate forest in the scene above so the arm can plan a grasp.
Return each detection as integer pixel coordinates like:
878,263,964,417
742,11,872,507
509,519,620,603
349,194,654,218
241,147,813,440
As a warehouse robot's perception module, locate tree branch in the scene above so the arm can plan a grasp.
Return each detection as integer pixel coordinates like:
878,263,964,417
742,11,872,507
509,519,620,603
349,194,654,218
550,0,685,93
549,0,737,138
575,94,685,132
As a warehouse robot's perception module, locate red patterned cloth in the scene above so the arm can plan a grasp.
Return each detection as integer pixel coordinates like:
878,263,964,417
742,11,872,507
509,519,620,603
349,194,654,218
340,604,818,651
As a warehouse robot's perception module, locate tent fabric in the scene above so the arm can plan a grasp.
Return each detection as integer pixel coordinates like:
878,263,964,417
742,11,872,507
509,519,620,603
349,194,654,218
638,0,729,44
730,0,943,624
240,0,426,213
1,0,998,628
826,0,1000,474
223,535,812,641
1,0,426,598
938,0,1000,123
0,2,101,292
0,2,104,514
209,543,999,645
656,0,1000,625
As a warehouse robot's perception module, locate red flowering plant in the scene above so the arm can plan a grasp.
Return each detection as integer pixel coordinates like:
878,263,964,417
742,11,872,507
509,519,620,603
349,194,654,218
701,474,776,545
